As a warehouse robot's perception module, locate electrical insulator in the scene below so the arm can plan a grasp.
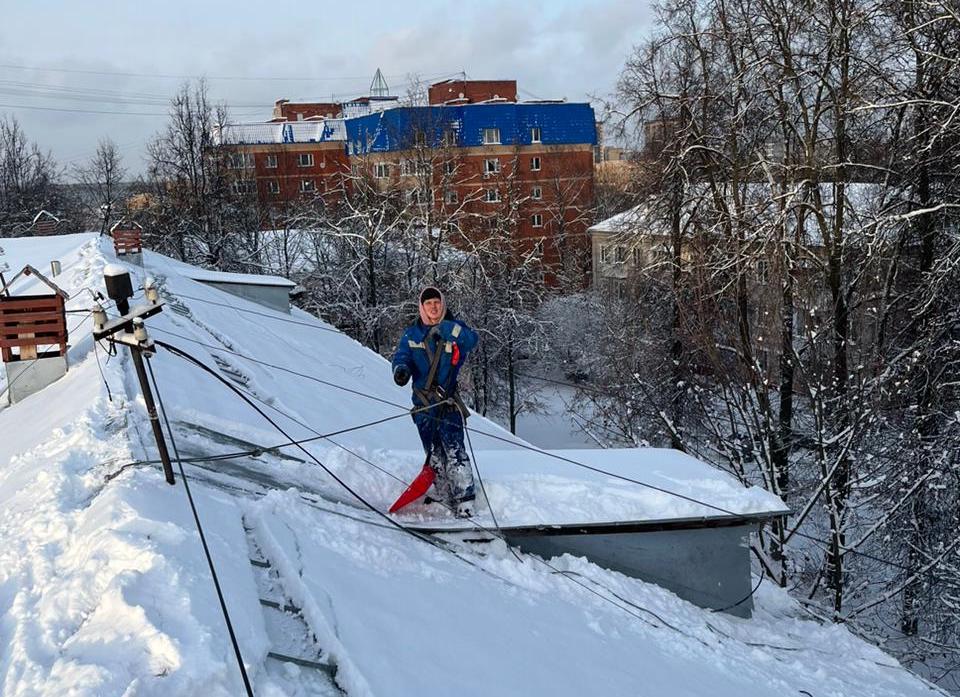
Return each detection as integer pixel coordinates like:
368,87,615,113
92,304,108,332
144,277,159,304
133,317,148,344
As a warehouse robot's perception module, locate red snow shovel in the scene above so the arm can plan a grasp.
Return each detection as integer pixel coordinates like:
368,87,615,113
389,460,436,513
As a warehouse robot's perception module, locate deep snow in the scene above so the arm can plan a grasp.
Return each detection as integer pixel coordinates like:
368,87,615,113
0,233,946,696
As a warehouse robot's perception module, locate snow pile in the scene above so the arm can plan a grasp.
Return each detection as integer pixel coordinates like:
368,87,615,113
0,234,944,696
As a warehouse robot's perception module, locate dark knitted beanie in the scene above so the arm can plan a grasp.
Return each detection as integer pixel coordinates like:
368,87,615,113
419,286,442,304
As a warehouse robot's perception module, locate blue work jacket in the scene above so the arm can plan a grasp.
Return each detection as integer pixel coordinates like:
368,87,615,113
392,316,479,405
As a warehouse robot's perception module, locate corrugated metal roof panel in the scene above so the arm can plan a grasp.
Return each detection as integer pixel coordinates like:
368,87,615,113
344,103,596,154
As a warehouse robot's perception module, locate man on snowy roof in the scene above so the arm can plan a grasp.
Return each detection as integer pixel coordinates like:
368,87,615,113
392,286,479,518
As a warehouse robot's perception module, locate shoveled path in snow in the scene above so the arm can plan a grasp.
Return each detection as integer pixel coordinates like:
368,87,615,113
243,519,342,696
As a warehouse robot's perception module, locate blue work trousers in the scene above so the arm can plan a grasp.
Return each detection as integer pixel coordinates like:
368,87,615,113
413,406,475,507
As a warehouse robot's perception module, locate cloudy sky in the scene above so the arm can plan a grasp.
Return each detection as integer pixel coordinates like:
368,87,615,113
0,0,653,175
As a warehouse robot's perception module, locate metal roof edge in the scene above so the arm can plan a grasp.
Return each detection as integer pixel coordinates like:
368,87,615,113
410,509,791,537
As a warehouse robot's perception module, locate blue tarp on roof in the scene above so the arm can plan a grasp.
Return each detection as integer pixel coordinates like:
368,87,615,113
344,103,597,154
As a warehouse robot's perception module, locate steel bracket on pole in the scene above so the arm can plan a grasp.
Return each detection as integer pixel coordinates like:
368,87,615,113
93,301,164,341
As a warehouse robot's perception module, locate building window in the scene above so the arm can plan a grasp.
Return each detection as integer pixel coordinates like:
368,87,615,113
267,180,280,195
401,159,415,176
482,128,501,145
531,186,542,200
532,213,543,227
484,158,501,175
231,180,255,195
615,246,626,263
298,153,314,167
300,179,315,193
444,189,458,204
600,245,609,263
485,188,501,203
265,154,278,169
487,217,498,230
615,280,626,301
757,259,769,283
530,156,541,172
531,127,541,143
534,240,544,257
375,162,390,178
444,160,455,175
229,153,254,169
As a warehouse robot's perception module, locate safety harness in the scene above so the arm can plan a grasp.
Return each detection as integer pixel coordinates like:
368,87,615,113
412,327,469,419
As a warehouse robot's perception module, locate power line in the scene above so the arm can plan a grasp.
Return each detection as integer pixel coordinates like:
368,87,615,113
0,102,170,117
154,339,709,631
150,327,742,517
129,329,960,586
169,293,343,333
137,324,951,626
150,327,400,408
155,339,473,552
0,62,458,84
154,310,929,528
0,78,447,111
145,357,254,696
149,290,960,573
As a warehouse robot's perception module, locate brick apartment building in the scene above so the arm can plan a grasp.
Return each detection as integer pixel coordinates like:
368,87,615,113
214,77,597,278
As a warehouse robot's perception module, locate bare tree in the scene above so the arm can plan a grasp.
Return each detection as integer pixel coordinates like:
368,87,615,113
144,80,260,269
0,116,62,236
74,138,127,235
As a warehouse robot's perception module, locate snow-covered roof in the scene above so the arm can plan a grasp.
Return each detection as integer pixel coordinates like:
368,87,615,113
214,119,346,145
31,209,61,225
590,182,888,245
181,267,296,289
0,233,941,696
589,202,664,236
138,250,294,288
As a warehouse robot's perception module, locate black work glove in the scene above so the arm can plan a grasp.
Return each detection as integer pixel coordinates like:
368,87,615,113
393,365,411,386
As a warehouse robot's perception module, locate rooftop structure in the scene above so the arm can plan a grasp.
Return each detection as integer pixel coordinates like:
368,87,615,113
344,102,597,154
213,120,346,146
428,78,518,105
272,99,342,121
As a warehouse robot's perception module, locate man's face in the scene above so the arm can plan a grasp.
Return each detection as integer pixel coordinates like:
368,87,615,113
423,298,443,324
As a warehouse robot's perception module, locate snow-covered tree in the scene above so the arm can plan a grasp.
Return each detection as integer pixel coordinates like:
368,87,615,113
601,0,960,687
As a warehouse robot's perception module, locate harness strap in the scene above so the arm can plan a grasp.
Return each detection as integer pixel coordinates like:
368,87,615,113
414,328,445,408
411,326,470,420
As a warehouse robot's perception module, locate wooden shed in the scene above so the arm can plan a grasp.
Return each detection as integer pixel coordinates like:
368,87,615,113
0,265,70,403
110,220,144,261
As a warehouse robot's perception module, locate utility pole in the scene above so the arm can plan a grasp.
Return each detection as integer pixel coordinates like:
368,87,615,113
93,265,174,484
